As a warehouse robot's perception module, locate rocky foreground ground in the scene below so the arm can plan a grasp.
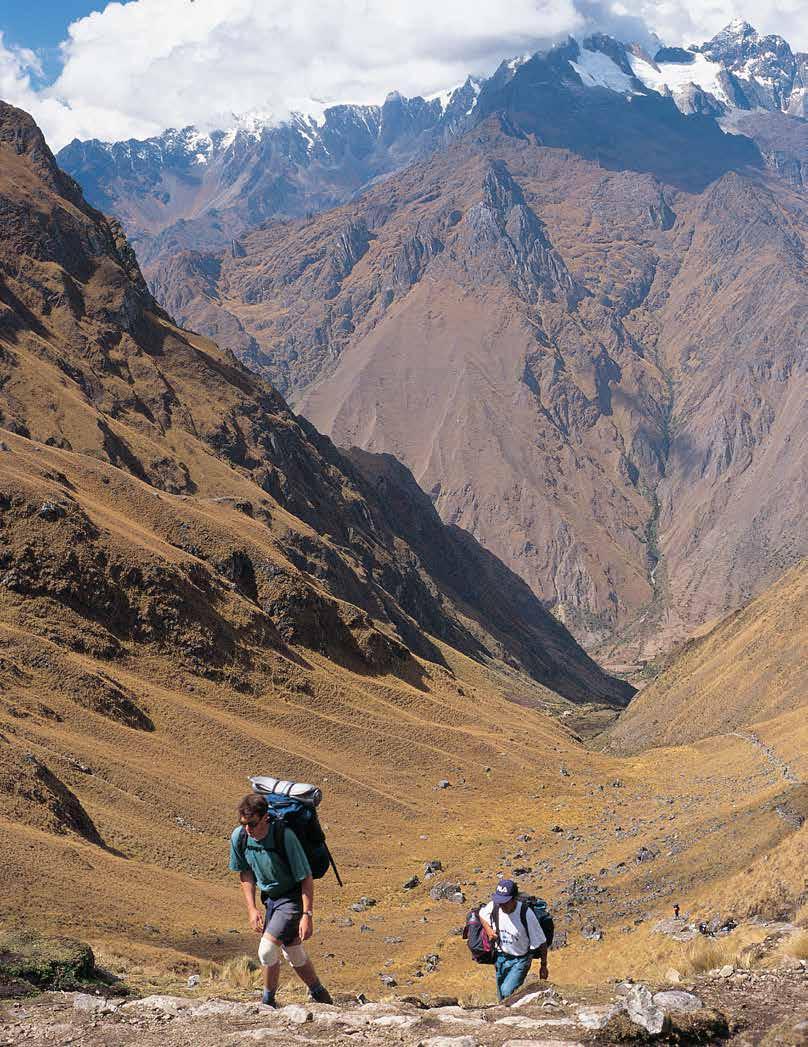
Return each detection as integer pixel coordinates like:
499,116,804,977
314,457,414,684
3,965,807,1046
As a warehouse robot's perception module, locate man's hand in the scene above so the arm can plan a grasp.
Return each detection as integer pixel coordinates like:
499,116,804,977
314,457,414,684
248,908,264,934
299,913,313,941
539,961,549,980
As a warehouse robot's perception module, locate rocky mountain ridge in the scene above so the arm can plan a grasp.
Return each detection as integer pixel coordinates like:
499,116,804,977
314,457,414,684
55,21,808,266
2,98,808,1047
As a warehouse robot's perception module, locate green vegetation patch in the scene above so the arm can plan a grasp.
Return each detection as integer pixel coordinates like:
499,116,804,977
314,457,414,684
0,931,95,990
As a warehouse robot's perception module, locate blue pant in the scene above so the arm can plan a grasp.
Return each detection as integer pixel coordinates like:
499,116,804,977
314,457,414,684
494,952,532,1000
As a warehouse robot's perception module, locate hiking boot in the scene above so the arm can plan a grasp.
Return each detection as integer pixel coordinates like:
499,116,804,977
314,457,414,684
260,991,278,1008
308,984,333,1005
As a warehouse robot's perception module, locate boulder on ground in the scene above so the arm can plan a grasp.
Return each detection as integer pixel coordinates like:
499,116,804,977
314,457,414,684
0,931,95,990
625,983,665,1034
652,990,703,1014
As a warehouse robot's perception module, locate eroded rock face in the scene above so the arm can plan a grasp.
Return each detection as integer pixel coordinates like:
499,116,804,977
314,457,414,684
82,33,804,665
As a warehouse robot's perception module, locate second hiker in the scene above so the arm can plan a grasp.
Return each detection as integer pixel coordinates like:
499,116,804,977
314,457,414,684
229,792,332,1007
479,878,548,1001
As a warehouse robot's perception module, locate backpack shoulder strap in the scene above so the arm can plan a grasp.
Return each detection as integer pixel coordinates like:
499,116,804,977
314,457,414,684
492,905,501,935
518,899,530,934
270,818,292,871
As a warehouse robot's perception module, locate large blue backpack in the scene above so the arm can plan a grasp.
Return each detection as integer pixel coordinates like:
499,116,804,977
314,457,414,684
238,781,343,886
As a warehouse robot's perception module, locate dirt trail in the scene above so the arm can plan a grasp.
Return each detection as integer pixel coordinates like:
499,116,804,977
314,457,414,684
731,731,801,784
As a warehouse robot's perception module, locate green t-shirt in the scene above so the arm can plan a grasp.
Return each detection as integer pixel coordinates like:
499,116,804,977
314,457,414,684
229,823,312,898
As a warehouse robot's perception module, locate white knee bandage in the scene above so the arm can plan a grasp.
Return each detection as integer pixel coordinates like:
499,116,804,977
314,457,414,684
282,942,308,968
258,935,281,967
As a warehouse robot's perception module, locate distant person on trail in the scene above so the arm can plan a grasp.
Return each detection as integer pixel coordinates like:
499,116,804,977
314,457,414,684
479,878,548,1001
229,793,332,1007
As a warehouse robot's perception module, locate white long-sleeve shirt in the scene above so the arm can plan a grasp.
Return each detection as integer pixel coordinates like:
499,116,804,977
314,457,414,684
479,900,546,957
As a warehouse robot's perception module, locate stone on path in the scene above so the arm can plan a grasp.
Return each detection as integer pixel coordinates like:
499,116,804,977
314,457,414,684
501,1041,584,1047
419,1036,478,1047
496,1015,573,1029
278,1003,312,1024
625,983,665,1034
121,994,193,1014
576,1003,623,1029
188,999,258,1018
435,1012,486,1026
372,1013,422,1028
510,991,545,1008
72,993,120,1014
653,990,703,1014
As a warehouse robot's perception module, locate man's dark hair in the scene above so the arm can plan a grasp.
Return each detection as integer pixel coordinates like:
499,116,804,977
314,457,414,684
237,793,269,820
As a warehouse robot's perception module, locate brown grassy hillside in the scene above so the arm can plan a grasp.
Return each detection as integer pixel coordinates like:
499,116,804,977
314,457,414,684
607,560,808,752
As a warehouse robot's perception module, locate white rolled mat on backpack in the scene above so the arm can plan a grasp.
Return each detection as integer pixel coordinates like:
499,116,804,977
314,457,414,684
249,775,322,807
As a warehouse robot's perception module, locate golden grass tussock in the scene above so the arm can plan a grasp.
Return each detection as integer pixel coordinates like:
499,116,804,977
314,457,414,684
200,955,261,992
682,937,755,975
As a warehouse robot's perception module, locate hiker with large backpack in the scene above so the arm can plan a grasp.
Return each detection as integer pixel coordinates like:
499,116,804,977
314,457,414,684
478,878,549,1001
229,787,335,1007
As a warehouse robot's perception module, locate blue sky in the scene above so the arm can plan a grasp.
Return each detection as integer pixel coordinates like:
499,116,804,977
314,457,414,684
1,2,102,74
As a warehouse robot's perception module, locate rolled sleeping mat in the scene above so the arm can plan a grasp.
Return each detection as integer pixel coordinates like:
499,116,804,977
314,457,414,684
249,775,322,807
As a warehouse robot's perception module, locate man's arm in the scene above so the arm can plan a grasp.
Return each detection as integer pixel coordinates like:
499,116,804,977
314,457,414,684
240,870,264,933
525,908,549,977
479,914,497,943
536,941,549,978
298,875,314,942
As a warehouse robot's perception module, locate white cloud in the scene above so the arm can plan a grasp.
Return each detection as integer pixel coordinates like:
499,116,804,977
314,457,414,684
34,0,583,150
630,0,808,50
1,0,807,152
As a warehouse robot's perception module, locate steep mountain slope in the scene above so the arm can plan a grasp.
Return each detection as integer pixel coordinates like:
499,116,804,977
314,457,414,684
607,559,808,752
145,90,807,661
0,99,630,708
52,26,808,665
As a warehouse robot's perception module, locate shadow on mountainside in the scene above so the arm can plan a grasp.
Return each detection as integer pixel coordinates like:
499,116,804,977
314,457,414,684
474,52,764,194
346,447,635,708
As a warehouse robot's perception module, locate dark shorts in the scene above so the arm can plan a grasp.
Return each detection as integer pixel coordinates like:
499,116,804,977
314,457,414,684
263,889,302,945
